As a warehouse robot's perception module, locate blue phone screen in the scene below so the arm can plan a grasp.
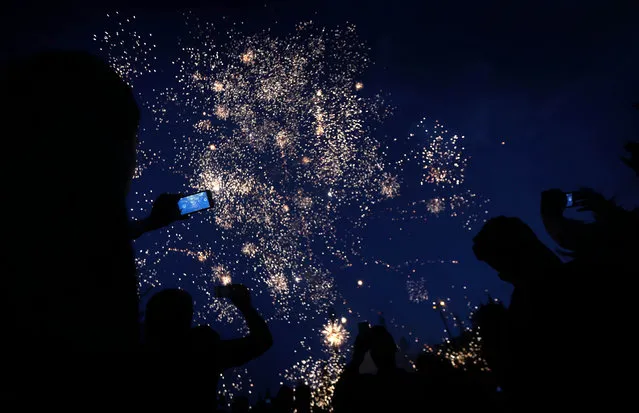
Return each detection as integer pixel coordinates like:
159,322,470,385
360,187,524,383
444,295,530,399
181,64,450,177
566,193,573,208
178,191,211,215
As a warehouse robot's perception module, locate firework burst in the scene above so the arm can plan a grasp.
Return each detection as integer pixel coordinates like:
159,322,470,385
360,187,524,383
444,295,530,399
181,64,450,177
321,320,349,348
96,10,493,403
107,11,394,327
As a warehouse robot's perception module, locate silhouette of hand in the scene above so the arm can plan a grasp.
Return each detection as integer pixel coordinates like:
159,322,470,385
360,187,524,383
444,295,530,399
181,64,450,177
229,284,252,310
621,141,639,176
573,188,608,214
148,193,187,229
541,189,567,214
353,329,371,356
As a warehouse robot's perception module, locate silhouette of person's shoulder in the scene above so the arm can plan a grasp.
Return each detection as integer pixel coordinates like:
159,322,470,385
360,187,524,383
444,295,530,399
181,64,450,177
189,324,223,374
190,324,220,349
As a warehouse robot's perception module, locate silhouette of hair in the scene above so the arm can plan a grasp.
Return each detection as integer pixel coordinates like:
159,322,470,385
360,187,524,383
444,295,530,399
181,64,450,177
473,216,561,283
472,216,539,261
472,301,507,330
1,50,140,201
2,50,139,140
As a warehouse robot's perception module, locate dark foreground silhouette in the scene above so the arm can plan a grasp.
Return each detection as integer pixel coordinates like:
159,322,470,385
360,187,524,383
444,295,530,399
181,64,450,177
2,49,636,412
142,285,273,409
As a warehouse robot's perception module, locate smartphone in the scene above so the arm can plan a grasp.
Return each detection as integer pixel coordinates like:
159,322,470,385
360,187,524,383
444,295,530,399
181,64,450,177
178,190,214,216
565,192,574,208
358,322,370,334
215,285,232,298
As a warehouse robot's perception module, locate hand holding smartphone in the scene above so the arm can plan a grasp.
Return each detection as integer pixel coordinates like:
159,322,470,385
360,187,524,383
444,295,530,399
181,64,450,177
565,192,574,208
177,190,214,216
215,284,252,310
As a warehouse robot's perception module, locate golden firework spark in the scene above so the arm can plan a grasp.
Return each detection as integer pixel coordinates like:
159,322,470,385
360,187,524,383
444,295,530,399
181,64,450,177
102,11,391,333
427,197,446,214
275,131,289,148
213,80,224,92
195,119,213,131
215,105,230,120
281,353,345,409
213,265,232,285
241,242,257,258
322,320,349,348
380,173,400,199
241,49,255,64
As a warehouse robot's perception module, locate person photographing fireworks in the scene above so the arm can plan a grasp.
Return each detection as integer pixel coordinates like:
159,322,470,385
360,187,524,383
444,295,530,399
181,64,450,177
141,284,273,410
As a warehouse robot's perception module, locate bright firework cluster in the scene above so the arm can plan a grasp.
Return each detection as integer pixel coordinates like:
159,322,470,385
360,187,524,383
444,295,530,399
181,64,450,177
137,11,394,326
434,329,489,371
279,318,351,409
94,11,493,407
281,352,345,409
418,120,467,188
387,118,491,232
322,320,349,348
406,277,429,303
95,11,390,402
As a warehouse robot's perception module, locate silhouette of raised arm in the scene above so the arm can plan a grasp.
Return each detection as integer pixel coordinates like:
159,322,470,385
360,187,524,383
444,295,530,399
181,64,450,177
130,193,188,239
218,284,273,369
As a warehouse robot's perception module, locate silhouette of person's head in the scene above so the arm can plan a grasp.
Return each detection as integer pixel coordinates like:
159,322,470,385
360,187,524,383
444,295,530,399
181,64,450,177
294,384,311,411
231,395,250,413
144,289,194,344
274,385,294,411
473,301,507,333
472,216,561,285
2,50,141,350
2,51,139,202
368,325,397,372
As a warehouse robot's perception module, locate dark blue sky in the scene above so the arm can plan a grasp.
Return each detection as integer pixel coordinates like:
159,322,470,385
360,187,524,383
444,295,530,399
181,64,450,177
5,0,638,399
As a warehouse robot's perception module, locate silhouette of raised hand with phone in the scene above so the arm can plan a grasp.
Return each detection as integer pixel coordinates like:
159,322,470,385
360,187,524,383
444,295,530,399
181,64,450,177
572,188,611,216
130,193,188,239
143,285,272,409
228,284,252,310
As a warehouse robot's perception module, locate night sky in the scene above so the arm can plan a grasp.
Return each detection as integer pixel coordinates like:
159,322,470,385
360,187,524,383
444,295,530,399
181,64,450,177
4,0,639,401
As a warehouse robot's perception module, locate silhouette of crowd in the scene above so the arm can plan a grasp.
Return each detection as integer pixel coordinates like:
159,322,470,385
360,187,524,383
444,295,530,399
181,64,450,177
2,50,636,412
